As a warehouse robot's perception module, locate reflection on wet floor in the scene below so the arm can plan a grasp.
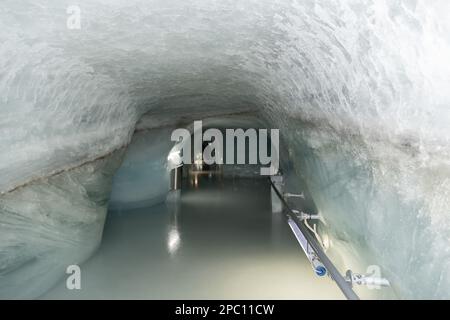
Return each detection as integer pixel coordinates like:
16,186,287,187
43,175,343,299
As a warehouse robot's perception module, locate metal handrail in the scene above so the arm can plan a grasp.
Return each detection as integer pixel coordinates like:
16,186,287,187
269,178,359,300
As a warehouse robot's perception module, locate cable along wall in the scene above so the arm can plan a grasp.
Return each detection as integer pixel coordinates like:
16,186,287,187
0,0,449,298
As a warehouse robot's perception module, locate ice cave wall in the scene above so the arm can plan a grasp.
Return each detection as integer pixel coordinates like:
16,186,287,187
0,150,124,299
108,127,174,211
0,0,449,298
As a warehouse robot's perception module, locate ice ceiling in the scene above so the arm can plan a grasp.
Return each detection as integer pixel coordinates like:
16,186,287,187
1,0,449,299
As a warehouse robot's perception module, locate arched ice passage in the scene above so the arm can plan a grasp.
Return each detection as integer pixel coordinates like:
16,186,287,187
0,0,449,299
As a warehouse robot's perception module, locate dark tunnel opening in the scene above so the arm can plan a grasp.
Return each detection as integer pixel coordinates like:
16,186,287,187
1,0,449,301
42,114,348,299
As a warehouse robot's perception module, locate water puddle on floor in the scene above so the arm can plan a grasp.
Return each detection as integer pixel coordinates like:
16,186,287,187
43,176,343,299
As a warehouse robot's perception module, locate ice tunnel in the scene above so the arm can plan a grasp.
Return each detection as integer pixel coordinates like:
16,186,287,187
1,0,449,300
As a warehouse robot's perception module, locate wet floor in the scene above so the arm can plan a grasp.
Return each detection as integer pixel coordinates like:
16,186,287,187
43,175,343,299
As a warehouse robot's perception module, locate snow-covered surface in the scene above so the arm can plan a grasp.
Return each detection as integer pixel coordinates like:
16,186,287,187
0,0,449,298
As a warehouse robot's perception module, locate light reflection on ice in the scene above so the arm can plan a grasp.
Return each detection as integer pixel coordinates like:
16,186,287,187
0,0,449,298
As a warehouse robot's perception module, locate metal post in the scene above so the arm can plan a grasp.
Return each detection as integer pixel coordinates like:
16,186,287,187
271,175,284,213
170,166,182,190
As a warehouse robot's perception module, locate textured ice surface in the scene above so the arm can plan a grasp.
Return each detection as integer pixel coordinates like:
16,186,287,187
1,0,449,298
109,127,174,210
0,150,124,298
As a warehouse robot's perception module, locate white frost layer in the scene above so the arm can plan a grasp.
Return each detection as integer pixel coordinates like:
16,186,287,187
1,0,449,298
